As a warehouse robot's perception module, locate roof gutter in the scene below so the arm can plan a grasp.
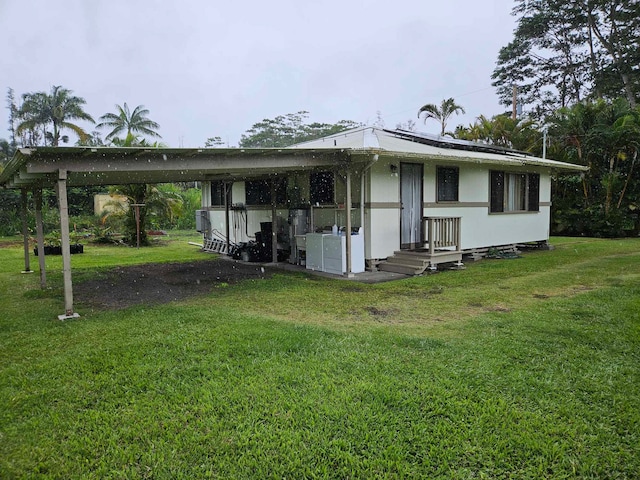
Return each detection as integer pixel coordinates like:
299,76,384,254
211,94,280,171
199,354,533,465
350,150,588,172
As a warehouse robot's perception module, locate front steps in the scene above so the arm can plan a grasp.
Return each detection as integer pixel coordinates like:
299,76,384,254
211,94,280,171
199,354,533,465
378,249,463,275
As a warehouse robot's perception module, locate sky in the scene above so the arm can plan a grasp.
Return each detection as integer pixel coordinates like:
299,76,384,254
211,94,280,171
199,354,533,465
0,0,517,147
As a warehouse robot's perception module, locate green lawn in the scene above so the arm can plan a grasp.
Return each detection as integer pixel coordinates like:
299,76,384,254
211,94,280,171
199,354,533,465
1,234,639,478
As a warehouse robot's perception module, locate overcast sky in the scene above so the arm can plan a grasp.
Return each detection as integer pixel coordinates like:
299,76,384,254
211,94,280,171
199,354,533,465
0,0,516,147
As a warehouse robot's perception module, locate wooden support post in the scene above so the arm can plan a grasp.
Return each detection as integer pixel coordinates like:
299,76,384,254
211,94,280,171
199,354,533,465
56,170,79,320
428,218,434,256
270,180,278,263
34,188,47,288
131,204,145,249
345,169,352,276
20,188,32,273
224,182,231,253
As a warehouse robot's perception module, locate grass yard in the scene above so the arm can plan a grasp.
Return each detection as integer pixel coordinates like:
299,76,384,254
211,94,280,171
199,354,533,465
1,233,639,478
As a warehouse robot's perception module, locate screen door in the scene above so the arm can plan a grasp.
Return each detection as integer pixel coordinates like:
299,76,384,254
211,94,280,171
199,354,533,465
400,162,423,249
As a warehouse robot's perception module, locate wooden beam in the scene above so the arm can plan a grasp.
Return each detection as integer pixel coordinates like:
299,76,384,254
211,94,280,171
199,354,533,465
20,189,32,273
24,152,348,175
34,188,47,288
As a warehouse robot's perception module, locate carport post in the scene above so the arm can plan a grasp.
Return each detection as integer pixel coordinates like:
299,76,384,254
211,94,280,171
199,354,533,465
20,188,32,274
270,179,278,263
56,170,79,320
345,170,353,277
34,188,47,288
225,182,231,253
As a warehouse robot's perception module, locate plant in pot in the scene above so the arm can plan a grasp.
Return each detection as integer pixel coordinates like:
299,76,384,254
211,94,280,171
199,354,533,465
33,230,84,256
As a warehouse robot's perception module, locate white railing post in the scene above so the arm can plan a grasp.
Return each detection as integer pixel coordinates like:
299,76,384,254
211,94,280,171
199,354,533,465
423,216,461,253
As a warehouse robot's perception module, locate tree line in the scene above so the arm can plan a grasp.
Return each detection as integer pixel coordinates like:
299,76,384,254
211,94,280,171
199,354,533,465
0,87,196,244
2,0,639,240
417,0,640,237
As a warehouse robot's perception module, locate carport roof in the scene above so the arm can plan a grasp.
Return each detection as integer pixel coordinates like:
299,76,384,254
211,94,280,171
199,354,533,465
0,127,587,189
0,146,354,188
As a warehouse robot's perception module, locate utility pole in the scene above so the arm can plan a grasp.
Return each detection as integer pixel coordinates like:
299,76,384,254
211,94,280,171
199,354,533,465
512,85,517,120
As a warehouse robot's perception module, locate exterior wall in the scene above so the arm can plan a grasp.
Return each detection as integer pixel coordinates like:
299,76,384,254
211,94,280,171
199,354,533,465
365,157,401,259
203,160,552,261
201,172,363,245
202,181,285,244
423,165,551,250
366,160,552,259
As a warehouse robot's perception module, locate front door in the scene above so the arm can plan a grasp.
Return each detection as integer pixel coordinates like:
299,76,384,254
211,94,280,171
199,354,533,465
400,162,423,249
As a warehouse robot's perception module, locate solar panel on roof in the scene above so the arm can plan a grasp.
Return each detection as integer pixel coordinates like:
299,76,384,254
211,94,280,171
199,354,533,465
384,129,529,157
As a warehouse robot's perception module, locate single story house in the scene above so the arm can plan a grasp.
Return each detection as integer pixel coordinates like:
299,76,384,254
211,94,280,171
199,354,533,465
0,127,586,318
198,127,587,274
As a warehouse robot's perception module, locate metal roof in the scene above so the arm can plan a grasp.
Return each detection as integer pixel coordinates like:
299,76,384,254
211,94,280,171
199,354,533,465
0,128,587,189
290,127,589,172
0,146,353,188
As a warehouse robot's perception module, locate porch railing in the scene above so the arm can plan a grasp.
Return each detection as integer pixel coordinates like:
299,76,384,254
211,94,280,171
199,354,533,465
422,216,461,255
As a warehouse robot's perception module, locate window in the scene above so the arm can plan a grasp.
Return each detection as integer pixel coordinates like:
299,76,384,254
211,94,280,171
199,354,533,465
245,179,286,206
210,181,229,206
490,171,540,213
437,166,459,202
310,171,335,205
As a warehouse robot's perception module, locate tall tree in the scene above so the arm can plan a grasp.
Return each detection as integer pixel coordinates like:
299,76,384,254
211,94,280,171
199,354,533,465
97,103,161,141
417,98,465,136
204,136,226,147
585,0,640,108
238,111,360,148
0,138,15,171
492,0,640,118
549,98,640,236
103,133,177,246
15,86,94,146
6,88,18,148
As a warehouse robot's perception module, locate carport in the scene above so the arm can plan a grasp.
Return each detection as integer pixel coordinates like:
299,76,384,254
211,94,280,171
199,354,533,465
0,146,372,319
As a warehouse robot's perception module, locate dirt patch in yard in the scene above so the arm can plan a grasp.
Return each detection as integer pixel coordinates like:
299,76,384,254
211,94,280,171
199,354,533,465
75,258,271,310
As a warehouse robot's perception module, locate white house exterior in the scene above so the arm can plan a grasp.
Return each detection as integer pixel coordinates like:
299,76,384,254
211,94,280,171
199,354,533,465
0,134,586,316
199,128,586,274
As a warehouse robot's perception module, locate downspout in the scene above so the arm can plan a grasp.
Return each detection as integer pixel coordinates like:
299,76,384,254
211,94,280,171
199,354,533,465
360,154,379,262
345,169,352,276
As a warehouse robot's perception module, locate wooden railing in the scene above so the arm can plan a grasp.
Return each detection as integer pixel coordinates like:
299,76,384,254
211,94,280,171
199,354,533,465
422,217,461,255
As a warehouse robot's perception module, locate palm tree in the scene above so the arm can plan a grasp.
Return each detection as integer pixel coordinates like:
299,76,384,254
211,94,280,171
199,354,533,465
16,86,95,146
97,103,161,141
102,132,177,246
455,114,540,152
417,98,465,136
